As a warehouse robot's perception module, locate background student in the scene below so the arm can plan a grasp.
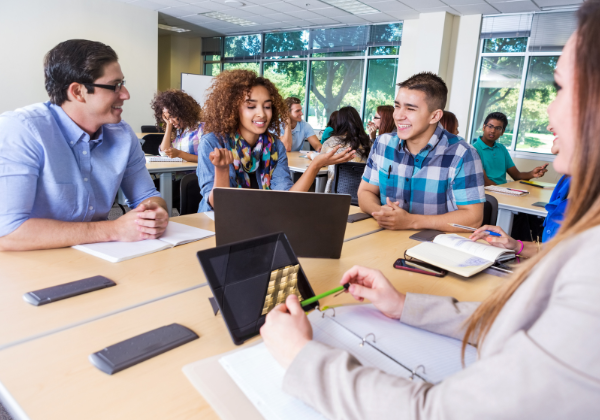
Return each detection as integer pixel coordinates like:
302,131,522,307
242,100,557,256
280,97,321,152
151,89,203,163
320,106,371,193
358,72,486,232
260,5,600,416
0,39,168,251
366,105,395,140
196,70,355,212
440,110,463,140
470,125,570,257
319,110,338,145
473,112,548,186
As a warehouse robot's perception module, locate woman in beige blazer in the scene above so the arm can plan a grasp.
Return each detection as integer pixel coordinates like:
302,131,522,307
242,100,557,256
260,2,600,419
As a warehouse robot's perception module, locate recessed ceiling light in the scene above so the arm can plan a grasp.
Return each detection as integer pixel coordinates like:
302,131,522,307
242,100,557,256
320,0,380,15
224,0,246,6
202,12,258,26
158,24,190,33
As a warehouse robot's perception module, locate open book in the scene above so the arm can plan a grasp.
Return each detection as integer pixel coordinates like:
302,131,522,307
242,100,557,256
73,221,214,263
145,156,184,162
183,304,476,420
406,234,515,277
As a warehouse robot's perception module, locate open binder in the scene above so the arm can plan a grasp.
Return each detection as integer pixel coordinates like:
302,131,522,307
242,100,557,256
184,304,477,420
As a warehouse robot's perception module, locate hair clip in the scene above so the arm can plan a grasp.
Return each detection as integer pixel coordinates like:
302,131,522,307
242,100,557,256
359,333,376,347
409,365,426,381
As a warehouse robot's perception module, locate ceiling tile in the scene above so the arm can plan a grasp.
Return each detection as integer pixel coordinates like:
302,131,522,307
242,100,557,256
386,10,420,18
162,4,213,16
261,1,306,12
442,0,487,5
243,15,277,23
489,0,540,13
223,8,259,17
451,2,499,13
306,16,342,23
128,0,172,10
190,1,236,11
533,0,582,5
150,0,189,6
368,1,415,12
289,10,323,18
329,15,370,23
399,0,446,7
359,12,397,21
286,2,337,11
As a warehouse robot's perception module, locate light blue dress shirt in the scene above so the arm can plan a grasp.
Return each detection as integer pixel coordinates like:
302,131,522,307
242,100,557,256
279,120,316,151
0,102,160,237
196,132,294,212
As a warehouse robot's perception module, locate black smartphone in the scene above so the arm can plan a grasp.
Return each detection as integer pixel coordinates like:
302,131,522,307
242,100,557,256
347,213,373,223
23,275,116,306
531,201,548,208
393,259,447,277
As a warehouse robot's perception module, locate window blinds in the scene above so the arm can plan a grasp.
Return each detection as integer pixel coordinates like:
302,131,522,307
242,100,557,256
480,14,533,39
528,11,578,52
202,37,221,57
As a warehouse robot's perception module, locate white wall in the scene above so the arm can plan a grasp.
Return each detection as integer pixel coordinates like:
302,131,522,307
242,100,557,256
0,0,158,132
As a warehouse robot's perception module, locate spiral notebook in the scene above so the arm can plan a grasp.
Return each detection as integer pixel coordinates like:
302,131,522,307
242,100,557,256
183,304,477,420
145,156,183,162
485,185,529,196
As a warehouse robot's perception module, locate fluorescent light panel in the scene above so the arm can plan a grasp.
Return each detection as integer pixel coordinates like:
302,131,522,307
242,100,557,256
158,23,190,33
320,0,380,15
202,12,258,26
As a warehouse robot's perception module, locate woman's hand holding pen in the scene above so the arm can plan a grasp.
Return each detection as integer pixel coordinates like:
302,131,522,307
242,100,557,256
470,225,520,251
261,295,312,369
341,266,405,320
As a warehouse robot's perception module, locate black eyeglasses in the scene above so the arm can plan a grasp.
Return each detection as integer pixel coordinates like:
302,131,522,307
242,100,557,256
484,123,504,132
83,80,126,93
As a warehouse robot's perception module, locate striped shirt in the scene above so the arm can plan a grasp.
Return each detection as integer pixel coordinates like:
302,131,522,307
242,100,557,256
159,122,204,157
362,124,485,215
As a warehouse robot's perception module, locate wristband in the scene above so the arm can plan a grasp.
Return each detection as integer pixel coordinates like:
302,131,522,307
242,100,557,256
516,240,524,256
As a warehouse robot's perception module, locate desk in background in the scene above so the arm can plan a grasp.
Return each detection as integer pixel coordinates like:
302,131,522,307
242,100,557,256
487,181,554,233
146,161,198,216
0,229,503,420
286,151,328,193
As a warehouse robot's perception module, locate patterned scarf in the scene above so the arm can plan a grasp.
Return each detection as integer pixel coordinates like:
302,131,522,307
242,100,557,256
229,131,278,189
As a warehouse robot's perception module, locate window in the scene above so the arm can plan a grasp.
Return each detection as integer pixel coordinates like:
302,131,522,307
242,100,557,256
471,56,525,146
307,60,364,129
482,37,527,53
201,23,402,129
516,56,559,154
223,62,260,73
263,61,307,105
363,58,398,125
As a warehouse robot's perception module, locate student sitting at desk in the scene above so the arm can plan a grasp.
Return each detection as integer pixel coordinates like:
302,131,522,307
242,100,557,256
196,69,355,212
470,125,570,257
0,40,167,252
261,6,600,415
319,110,338,145
280,97,321,152
321,106,371,193
473,112,548,186
366,105,395,140
357,72,486,232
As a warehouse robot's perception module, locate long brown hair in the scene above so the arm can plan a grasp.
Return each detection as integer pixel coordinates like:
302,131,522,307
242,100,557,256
462,0,600,361
440,111,458,135
377,105,395,135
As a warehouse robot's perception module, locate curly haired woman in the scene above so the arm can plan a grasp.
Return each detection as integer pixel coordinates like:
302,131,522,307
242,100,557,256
150,89,203,163
197,69,355,212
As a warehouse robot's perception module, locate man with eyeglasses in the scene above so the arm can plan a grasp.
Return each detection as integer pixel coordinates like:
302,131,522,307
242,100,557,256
473,112,548,186
0,39,168,251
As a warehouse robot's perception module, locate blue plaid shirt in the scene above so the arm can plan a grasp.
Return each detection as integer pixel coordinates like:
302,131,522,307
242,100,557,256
362,124,485,215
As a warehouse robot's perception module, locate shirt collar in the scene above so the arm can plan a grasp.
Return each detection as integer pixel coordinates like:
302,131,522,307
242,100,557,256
48,102,104,149
476,136,497,150
399,123,445,153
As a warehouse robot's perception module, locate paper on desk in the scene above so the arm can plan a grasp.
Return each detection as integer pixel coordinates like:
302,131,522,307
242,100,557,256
204,211,215,221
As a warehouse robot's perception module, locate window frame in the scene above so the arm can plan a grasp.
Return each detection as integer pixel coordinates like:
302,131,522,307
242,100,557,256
467,35,561,161
202,29,401,129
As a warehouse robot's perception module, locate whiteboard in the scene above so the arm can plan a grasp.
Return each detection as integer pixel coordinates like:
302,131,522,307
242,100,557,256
181,73,214,106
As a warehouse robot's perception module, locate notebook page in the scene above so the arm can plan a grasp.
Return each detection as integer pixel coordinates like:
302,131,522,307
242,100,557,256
330,304,477,384
219,314,418,420
406,242,492,277
72,240,170,263
434,234,514,262
158,221,214,246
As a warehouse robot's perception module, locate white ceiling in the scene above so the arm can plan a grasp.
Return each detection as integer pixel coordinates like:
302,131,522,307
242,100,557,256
115,0,583,36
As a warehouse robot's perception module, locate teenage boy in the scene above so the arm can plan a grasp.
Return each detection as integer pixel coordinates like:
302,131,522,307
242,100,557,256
473,112,548,186
358,72,486,231
280,97,321,152
0,39,168,251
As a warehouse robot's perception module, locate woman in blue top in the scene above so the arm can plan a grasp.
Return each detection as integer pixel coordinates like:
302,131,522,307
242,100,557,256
470,125,569,258
197,69,355,212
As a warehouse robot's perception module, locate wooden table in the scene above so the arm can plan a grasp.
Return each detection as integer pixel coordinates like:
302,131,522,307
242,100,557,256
0,229,504,420
286,151,328,193
0,208,375,351
487,180,554,233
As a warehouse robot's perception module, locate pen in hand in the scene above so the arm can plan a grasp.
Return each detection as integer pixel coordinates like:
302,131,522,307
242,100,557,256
448,223,501,237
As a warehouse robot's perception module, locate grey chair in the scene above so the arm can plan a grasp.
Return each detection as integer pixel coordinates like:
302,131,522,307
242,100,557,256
333,162,366,206
483,194,499,226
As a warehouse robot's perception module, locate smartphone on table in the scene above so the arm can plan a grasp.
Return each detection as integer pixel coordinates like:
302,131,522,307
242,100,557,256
393,259,447,277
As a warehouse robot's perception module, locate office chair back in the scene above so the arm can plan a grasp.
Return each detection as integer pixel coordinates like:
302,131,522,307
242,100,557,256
180,173,202,215
333,162,366,206
141,134,163,155
483,194,499,226
141,125,161,133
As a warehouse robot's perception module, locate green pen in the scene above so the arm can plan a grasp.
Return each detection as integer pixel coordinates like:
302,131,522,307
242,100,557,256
301,283,350,307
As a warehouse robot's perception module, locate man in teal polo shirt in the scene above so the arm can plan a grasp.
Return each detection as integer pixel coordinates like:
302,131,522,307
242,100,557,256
473,112,548,186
